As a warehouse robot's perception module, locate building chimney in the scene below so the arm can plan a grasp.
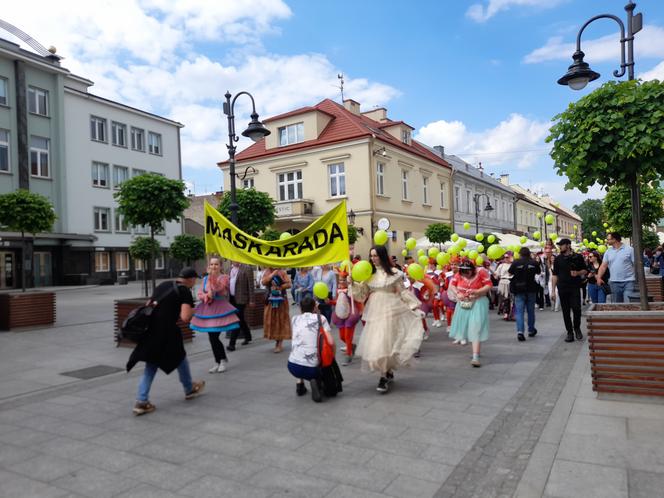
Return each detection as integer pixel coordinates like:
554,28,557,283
361,107,388,122
342,99,361,115
500,173,510,186
433,145,445,157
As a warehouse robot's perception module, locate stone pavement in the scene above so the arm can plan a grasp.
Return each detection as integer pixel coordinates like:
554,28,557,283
1,285,663,497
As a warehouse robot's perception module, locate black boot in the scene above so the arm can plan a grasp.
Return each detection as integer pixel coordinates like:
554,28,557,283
310,379,322,402
296,382,307,396
564,331,574,343
575,329,584,341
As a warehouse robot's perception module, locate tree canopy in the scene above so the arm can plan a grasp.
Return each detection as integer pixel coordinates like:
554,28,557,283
347,225,359,245
424,223,454,245
169,234,205,265
604,183,664,238
547,80,664,191
0,189,56,235
573,198,604,239
260,228,281,241
218,188,275,235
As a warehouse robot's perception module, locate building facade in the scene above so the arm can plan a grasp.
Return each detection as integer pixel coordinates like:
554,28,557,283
219,99,454,257
0,34,183,289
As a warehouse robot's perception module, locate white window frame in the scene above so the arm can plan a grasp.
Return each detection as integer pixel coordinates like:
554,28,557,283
90,116,107,142
94,252,110,272
454,187,460,211
277,170,303,201
439,181,446,208
0,78,8,106
328,162,346,197
148,132,162,155
132,168,146,177
422,176,430,205
130,127,145,151
401,128,411,144
91,161,110,188
113,165,129,188
134,224,149,234
0,129,9,173
30,136,49,178
114,210,129,233
154,253,165,270
93,207,111,232
376,162,385,196
401,170,409,200
115,252,130,271
242,177,255,189
278,122,304,146
28,86,48,116
111,122,127,147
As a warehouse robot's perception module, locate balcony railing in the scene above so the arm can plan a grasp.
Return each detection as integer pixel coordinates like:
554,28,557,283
274,199,314,219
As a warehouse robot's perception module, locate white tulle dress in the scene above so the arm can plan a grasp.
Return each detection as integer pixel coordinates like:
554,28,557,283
352,268,424,373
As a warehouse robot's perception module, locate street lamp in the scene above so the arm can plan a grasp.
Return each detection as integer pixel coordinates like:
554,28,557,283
473,193,494,233
223,91,271,226
557,1,648,305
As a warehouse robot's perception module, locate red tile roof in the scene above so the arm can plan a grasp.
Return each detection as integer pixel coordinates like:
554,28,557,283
218,98,451,170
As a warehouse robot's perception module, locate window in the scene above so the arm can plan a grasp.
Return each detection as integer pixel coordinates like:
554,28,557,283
148,132,162,155
401,128,411,144
404,231,412,244
90,116,107,142
114,211,129,232
130,127,145,151
401,170,409,200
94,207,110,232
455,187,460,211
277,170,303,201
30,136,49,177
242,177,254,189
0,78,7,106
0,129,9,172
115,252,130,271
113,165,129,188
111,122,127,147
376,162,385,195
328,163,346,197
28,86,48,116
422,176,429,204
439,182,446,208
278,123,304,146
134,224,149,234
94,252,110,272
132,168,146,177
154,253,165,270
91,162,109,188
466,191,471,213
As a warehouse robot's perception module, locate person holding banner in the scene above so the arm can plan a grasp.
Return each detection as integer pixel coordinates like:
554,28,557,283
350,245,424,394
261,267,292,353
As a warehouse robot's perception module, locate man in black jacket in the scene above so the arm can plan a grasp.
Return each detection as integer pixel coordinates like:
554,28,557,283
551,239,587,342
509,247,542,342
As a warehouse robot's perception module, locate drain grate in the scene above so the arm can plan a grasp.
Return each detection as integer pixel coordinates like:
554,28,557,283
60,365,124,379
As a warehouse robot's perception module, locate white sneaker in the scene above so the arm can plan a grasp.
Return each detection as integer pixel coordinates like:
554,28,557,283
340,345,347,352
216,361,227,373
423,331,430,341
460,339,468,346
453,338,461,344
209,363,220,373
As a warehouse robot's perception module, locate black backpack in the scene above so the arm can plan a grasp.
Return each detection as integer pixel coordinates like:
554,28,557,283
509,263,529,294
117,282,178,345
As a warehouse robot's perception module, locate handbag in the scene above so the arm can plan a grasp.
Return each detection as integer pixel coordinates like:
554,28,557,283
459,300,475,310
119,282,178,345
334,291,350,319
600,282,612,295
317,312,335,368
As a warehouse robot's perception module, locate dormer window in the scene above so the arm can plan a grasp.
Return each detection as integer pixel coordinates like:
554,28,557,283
278,123,304,146
401,128,411,144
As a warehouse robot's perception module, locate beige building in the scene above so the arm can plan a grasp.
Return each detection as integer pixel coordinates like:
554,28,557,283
542,196,583,240
218,99,453,257
501,178,561,240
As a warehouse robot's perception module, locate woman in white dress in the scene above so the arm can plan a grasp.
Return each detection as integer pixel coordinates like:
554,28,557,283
350,245,424,394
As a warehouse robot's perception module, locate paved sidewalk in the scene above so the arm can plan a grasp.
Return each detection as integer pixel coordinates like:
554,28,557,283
1,286,664,497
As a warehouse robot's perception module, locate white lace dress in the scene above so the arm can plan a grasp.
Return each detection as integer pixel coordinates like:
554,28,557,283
352,268,424,373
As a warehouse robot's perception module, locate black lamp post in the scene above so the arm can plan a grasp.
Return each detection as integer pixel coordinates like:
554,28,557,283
473,193,494,233
223,91,270,226
557,1,648,307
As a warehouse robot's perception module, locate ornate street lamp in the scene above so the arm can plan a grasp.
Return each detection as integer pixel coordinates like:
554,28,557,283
473,193,494,234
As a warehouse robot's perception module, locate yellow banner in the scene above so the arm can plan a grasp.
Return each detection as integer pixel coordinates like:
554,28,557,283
204,200,350,268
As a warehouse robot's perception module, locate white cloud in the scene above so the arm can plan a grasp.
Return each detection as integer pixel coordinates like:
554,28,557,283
530,182,605,210
416,114,550,169
640,61,664,81
466,0,566,23
524,25,664,64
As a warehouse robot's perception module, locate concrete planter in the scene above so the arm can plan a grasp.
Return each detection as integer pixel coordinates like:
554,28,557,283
586,302,664,398
114,298,194,348
0,291,56,330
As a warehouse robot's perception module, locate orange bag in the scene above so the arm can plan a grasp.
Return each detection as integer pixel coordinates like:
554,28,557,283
317,313,335,367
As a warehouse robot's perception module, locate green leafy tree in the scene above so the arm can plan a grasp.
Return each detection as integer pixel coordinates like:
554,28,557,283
169,234,205,266
642,230,660,252
604,184,664,238
347,225,358,245
261,228,281,241
114,174,189,292
573,198,605,239
547,79,664,309
478,232,500,247
0,190,56,291
425,223,453,246
218,189,275,235
129,237,161,297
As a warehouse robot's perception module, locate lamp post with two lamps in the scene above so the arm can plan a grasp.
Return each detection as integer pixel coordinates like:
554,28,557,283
473,193,494,234
223,91,271,227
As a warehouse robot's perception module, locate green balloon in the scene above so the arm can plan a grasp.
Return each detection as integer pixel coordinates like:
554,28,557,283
406,237,417,250
418,255,429,266
280,232,291,240
437,252,450,266
313,281,329,299
374,230,389,246
428,247,440,258
458,238,467,248
401,249,408,257
533,231,541,240
487,245,505,260
468,250,479,260
475,233,484,242
487,235,496,244
417,249,425,257
451,233,459,242
407,263,425,281
520,236,527,244
475,256,484,266
545,214,555,225
477,244,485,253
351,260,372,282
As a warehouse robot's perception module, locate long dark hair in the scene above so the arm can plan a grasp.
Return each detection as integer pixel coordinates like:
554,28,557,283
370,245,396,275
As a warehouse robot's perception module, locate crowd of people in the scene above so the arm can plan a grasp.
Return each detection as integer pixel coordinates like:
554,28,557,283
127,230,643,414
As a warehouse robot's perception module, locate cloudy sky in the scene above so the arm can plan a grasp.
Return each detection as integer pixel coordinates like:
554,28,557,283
3,0,663,208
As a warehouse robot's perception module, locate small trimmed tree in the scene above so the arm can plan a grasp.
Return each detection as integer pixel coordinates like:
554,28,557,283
347,225,359,245
0,190,56,291
547,79,664,309
129,237,161,297
604,183,664,238
425,223,453,247
170,234,205,266
115,174,189,292
218,188,275,235
261,228,281,241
